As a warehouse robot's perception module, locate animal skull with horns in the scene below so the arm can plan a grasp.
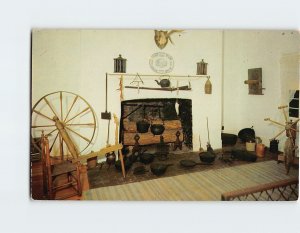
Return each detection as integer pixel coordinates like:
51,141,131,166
154,30,184,49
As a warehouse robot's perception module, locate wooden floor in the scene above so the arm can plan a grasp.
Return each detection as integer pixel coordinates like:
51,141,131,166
31,140,300,200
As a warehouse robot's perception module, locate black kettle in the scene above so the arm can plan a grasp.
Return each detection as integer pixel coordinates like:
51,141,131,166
155,78,171,88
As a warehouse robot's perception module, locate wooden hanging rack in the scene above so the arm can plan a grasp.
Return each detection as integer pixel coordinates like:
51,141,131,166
107,73,209,80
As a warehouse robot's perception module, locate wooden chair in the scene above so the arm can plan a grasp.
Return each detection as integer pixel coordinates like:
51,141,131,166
41,134,82,200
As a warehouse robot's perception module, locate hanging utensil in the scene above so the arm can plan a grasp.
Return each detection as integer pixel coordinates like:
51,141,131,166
105,119,116,165
101,73,111,120
175,99,179,116
119,74,124,101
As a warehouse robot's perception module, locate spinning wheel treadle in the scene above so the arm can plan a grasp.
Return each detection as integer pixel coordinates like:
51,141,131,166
31,91,96,160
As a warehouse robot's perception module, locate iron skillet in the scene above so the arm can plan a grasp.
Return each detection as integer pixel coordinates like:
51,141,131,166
150,163,173,176
180,159,213,168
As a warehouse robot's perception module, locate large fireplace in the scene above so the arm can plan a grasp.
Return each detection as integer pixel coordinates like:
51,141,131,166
120,98,192,154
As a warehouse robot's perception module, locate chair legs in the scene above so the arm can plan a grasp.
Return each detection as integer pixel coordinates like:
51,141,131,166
76,165,82,196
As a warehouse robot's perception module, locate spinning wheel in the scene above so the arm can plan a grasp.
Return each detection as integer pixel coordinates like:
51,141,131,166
31,91,97,160
264,105,299,174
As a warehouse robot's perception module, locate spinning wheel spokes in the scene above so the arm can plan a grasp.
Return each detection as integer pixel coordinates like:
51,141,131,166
265,105,299,153
271,128,286,140
64,95,78,122
31,91,97,159
65,107,90,124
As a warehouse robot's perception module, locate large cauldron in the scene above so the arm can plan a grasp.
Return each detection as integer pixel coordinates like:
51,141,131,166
199,151,216,163
150,124,165,135
238,127,255,142
136,119,150,133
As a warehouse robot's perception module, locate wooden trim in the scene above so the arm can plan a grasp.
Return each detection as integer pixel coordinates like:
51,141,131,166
221,177,299,201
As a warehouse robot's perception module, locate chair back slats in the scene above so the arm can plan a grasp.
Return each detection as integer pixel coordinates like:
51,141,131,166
40,132,82,200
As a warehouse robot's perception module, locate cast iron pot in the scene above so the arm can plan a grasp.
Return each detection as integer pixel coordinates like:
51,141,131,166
139,153,155,164
136,119,150,133
150,163,173,176
238,127,255,142
150,124,165,135
115,159,132,172
199,151,216,164
133,165,148,175
221,133,238,146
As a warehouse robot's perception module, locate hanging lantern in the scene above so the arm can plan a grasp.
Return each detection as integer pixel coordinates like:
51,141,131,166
114,54,127,73
205,77,212,94
197,59,208,75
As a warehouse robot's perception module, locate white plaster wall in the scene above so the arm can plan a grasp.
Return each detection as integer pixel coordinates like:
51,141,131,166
32,29,223,154
223,30,300,151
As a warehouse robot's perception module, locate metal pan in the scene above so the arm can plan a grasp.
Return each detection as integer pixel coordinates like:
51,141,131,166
180,159,213,168
150,163,173,176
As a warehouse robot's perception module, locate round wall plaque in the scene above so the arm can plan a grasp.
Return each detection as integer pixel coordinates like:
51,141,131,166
149,52,174,74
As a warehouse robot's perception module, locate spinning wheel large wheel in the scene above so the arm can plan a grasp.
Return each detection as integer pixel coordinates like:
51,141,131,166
31,91,97,160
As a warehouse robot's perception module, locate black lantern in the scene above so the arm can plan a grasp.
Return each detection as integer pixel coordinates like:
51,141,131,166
197,59,208,75
114,54,127,73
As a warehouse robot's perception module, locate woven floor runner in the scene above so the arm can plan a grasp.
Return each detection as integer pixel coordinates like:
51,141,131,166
83,161,298,201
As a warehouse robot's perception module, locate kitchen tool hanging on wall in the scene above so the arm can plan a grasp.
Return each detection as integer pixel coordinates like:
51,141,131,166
101,73,111,120
205,77,212,94
244,68,265,95
129,73,144,94
155,75,171,88
117,74,124,101
105,118,116,167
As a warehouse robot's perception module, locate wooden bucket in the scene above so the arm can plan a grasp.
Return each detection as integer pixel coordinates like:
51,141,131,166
256,143,265,157
246,142,256,151
87,156,97,169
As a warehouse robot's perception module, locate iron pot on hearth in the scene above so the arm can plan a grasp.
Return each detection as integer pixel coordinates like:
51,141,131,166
150,124,165,135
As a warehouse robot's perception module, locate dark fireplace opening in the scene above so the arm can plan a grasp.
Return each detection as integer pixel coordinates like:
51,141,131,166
120,98,192,154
